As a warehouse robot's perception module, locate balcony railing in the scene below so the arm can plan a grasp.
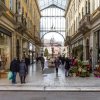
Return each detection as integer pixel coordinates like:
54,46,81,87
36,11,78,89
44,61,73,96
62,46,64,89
78,14,91,34
16,14,27,31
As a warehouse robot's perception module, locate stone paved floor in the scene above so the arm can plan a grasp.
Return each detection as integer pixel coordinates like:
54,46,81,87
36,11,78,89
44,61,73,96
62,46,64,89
0,61,100,88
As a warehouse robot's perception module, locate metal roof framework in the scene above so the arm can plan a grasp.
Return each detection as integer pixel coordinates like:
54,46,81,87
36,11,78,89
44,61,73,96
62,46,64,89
38,0,67,11
38,0,68,46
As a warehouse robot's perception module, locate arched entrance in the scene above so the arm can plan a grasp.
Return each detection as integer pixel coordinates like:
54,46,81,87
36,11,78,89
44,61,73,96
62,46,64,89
40,31,65,41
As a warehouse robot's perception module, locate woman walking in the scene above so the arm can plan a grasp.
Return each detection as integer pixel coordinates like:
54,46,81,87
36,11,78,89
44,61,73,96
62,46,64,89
19,59,27,84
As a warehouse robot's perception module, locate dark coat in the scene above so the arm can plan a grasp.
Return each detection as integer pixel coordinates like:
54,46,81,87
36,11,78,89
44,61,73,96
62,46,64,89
10,59,19,72
41,57,45,64
25,57,30,66
54,59,60,68
65,58,70,70
19,61,27,76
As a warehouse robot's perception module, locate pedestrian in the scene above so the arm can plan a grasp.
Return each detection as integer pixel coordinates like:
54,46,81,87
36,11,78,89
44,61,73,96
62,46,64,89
61,55,65,65
36,56,39,64
25,55,30,73
54,57,60,75
40,55,45,71
65,57,71,77
19,59,27,84
10,58,19,84
73,57,78,66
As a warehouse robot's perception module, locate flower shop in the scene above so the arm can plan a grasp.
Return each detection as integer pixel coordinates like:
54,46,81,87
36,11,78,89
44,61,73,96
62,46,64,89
69,60,91,77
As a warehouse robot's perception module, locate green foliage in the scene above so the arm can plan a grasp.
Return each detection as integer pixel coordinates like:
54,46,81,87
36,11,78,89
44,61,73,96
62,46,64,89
44,48,49,57
78,60,83,67
69,67,78,73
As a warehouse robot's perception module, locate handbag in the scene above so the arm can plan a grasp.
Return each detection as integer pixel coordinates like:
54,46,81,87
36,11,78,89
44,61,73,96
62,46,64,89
7,71,13,80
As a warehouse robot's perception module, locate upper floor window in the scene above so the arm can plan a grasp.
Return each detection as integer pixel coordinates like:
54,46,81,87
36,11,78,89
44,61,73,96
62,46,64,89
25,0,27,4
88,0,90,14
1,0,5,4
9,0,13,10
85,1,88,14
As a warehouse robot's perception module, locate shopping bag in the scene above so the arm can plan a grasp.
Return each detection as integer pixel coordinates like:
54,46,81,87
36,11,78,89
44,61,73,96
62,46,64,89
7,71,13,80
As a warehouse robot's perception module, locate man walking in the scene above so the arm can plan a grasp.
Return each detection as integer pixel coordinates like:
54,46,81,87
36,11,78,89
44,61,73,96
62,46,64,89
65,57,70,77
10,58,19,84
54,57,60,75
40,55,45,71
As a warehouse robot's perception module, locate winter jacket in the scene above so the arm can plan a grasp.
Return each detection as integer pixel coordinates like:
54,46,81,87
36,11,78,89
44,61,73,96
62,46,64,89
65,58,70,70
10,59,19,72
54,59,60,68
19,61,27,76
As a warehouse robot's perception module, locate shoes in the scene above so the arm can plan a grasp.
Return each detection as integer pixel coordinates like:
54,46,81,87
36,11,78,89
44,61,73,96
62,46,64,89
12,82,17,84
21,81,26,84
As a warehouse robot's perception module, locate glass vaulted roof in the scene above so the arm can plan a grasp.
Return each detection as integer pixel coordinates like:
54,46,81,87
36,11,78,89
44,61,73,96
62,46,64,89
38,0,68,11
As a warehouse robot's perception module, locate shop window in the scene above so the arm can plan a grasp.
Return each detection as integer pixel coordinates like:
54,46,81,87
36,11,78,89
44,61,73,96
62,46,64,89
97,30,100,62
9,0,13,11
0,33,11,70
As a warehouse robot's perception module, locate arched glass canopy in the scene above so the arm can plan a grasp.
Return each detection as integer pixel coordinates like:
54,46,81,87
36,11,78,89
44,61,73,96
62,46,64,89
38,0,69,45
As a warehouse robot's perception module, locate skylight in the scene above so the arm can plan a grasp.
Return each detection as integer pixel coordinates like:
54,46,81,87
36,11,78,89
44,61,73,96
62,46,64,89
38,0,68,11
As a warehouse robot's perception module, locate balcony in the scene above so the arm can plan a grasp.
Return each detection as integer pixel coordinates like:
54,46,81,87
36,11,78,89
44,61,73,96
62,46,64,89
91,7,100,23
78,14,91,34
0,0,15,23
15,14,27,32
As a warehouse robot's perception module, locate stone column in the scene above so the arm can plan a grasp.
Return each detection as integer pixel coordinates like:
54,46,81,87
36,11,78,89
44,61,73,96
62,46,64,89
12,32,16,60
20,37,23,59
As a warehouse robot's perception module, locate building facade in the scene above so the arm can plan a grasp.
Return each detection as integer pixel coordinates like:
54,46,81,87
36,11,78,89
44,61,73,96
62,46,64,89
65,0,100,68
0,0,41,70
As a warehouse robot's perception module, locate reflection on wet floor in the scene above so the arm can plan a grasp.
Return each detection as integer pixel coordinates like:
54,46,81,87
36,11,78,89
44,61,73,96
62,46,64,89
27,61,66,86
0,61,100,87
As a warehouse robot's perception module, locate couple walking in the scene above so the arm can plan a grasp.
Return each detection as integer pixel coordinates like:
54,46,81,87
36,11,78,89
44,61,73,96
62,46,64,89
10,58,28,84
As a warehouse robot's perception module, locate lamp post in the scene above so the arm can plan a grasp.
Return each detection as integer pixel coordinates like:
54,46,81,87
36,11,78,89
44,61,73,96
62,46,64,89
50,38,54,58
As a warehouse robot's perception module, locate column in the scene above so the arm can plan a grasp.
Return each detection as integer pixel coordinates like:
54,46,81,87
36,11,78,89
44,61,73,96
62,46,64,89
20,38,23,59
12,32,16,59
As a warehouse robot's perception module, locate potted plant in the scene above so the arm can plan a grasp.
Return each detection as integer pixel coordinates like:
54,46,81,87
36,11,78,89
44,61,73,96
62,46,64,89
70,67,78,77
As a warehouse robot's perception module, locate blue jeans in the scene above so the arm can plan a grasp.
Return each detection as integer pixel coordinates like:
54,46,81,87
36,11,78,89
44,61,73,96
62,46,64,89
12,72,17,84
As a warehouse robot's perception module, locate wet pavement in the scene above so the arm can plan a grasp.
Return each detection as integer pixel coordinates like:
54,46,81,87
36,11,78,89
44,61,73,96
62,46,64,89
0,61,100,91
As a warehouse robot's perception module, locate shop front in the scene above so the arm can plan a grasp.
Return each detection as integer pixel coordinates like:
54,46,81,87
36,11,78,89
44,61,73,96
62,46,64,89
29,43,35,64
22,39,29,58
94,30,100,65
0,27,11,71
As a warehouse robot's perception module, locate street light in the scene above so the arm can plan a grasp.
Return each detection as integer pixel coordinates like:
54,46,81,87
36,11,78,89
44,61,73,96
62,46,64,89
50,37,54,58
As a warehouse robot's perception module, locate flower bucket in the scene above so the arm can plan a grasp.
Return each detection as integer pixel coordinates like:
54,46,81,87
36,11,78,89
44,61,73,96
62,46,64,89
73,73,76,77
